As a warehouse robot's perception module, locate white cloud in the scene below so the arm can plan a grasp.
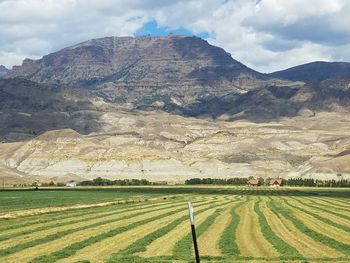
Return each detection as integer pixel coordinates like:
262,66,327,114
0,0,349,72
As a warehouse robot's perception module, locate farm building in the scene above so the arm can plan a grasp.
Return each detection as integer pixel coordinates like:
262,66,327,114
269,179,283,187
247,178,260,187
65,181,79,187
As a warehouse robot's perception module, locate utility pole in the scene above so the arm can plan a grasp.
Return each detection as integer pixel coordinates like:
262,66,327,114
188,201,200,263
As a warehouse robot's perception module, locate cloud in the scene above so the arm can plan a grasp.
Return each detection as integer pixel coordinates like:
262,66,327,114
0,0,349,72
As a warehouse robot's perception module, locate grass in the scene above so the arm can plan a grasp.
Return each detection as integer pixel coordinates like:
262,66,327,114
0,200,188,257
218,201,244,256
0,188,163,212
286,197,350,232
29,205,190,263
107,199,234,262
254,198,302,259
172,206,226,260
0,186,349,263
269,197,350,256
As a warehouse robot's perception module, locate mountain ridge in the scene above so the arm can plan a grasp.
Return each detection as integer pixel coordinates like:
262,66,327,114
270,61,350,82
4,35,287,115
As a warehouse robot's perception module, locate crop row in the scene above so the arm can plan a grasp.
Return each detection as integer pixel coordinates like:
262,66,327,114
0,189,349,262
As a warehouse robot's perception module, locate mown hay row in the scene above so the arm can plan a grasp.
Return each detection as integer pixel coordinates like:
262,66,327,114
262,199,340,258
172,207,228,260
255,197,301,259
0,197,194,243
0,198,194,250
0,195,191,235
106,197,236,262
56,202,215,263
235,197,279,258
197,207,232,256
27,198,230,262
306,197,350,211
32,198,231,263
287,197,350,231
299,197,350,220
218,200,245,257
270,197,349,256
0,201,194,263
283,199,350,245
137,200,234,258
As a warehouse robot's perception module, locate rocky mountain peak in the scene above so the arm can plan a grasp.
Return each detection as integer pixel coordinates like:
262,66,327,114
5,35,275,113
6,35,261,85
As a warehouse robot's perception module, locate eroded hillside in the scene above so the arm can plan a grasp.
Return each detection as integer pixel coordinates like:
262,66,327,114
1,109,350,183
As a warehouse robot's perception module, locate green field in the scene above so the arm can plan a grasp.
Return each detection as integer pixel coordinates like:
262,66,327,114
0,187,349,262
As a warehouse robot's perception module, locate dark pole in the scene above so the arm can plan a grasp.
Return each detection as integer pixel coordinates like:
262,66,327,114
188,202,200,263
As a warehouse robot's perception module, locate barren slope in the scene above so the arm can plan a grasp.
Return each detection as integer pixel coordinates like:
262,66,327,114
1,109,350,184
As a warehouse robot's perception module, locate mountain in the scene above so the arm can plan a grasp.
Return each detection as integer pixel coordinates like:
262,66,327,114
270,61,350,82
0,78,104,141
5,35,288,115
0,65,9,77
2,36,350,183
3,36,350,122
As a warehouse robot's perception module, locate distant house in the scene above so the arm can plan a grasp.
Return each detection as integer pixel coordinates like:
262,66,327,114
65,181,78,187
269,179,283,187
247,178,260,187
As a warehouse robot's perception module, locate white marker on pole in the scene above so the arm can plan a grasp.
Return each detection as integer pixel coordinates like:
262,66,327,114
188,201,195,225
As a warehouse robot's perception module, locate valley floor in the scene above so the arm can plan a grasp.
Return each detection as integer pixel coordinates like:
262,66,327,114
0,186,349,262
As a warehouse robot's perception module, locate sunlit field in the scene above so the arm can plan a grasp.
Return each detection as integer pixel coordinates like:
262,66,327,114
0,187,349,262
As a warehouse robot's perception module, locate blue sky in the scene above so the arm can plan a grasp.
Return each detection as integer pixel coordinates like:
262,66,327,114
135,20,209,39
0,0,349,72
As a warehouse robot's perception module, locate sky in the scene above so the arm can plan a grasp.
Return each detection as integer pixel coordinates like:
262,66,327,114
0,0,349,73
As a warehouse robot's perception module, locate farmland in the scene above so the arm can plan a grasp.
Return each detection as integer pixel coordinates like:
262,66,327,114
0,187,349,262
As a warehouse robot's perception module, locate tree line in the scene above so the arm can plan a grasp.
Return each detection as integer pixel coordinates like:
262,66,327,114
185,178,248,185
185,177,350,187
286,178,350,187
80,177,163,186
